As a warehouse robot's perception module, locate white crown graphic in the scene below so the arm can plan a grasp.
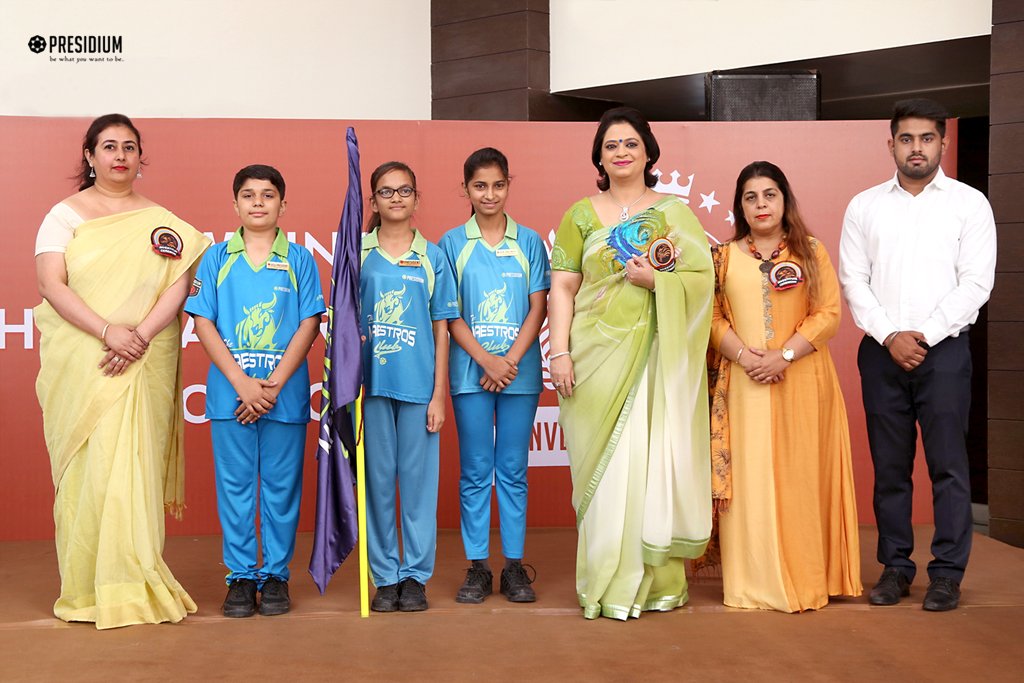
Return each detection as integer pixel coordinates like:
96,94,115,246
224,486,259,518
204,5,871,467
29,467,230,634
653,169,694,203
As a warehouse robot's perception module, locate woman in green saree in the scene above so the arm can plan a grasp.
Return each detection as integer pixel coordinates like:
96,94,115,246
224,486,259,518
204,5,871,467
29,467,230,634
548,107,715,620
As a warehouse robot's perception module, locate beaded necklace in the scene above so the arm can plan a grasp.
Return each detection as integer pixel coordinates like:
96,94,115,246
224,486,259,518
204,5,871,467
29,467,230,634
745,235,786,273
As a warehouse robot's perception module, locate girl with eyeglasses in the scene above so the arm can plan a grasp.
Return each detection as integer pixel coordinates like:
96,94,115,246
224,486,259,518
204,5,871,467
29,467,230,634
439,148,550,605
359,161,459,613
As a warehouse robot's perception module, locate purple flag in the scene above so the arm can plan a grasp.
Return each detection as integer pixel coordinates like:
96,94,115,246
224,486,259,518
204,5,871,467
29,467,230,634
309,127,362,594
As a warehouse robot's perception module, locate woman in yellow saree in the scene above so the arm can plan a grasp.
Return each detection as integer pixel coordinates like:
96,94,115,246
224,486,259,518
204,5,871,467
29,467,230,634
548,108,714,620
35,114,210,629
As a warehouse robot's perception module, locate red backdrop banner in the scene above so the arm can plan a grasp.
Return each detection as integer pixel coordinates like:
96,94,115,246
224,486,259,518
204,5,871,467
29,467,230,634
0,117,957,541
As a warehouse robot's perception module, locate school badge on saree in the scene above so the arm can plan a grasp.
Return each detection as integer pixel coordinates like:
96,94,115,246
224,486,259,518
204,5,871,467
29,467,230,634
151,227,183,259
606,214,675,272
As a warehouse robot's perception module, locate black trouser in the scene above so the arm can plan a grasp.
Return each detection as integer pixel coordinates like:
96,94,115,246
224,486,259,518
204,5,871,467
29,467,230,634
857,333,973,583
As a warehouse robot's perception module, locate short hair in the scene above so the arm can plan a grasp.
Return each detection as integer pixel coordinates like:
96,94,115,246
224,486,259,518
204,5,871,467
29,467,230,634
463,147,509,185
233,164,286,199
591,107,660,191
77,113,143,191
890,98,950,138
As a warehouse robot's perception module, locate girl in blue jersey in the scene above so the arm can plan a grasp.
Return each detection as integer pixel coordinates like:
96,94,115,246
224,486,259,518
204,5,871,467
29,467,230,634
361,161,458,613
439,148,550,604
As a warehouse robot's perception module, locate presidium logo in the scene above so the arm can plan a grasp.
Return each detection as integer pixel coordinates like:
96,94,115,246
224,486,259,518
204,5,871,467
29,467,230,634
27,34,125,63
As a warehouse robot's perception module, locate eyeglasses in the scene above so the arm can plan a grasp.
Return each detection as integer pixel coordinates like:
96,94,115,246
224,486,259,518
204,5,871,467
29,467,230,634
375,186,415,198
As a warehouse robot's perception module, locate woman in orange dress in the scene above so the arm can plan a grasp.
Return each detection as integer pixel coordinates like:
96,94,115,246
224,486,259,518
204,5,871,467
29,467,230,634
708,161,861,612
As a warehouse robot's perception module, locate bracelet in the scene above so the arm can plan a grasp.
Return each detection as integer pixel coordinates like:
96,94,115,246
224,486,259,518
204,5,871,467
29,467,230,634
735,347,744,363
549,351,571,361
100,323,110,342
883,331,899,347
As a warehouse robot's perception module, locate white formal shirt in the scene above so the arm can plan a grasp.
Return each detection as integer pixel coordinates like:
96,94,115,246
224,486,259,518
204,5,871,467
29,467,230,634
839,167,996,347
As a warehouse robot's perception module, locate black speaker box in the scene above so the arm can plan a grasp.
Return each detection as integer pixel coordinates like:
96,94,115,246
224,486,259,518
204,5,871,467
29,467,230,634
705,71,820,121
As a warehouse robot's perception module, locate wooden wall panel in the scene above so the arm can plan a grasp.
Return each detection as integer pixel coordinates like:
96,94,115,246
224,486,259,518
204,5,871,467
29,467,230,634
992,21,1024,73
987,322,1024,370
993,0,1024,24
989,469,1024,519
989,419,1024,469
989,123,1024,175
995,222,1024,272
990,173,1024,223
990,72,1024,124
988,273,1024,320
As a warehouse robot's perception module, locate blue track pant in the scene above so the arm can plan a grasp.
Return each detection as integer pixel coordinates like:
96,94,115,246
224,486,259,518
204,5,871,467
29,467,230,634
363,396,440,586
210,419,306,583
452,392,539,560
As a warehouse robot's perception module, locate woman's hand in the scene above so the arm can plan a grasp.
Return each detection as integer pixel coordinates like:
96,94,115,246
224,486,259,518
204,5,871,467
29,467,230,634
426,396,445,433
98,348,134,376
624,256,656,290
104,324,148,361
479,354,518,392
745,348,788,384
550,354,575,398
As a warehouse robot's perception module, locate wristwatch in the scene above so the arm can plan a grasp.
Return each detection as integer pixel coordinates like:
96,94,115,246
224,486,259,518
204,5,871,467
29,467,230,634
781,347,795,362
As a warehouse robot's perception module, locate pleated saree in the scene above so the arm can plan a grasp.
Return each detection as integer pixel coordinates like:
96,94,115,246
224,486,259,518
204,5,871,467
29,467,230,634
552,196,714,620
36,206,209,629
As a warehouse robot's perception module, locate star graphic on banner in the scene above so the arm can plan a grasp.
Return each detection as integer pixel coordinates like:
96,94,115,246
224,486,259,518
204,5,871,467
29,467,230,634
725,210,735,225
698,191,720,213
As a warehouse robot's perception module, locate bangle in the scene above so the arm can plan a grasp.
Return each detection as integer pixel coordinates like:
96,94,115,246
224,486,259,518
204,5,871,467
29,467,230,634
100,323,110,342
549,351,571,361
735,347,744,363
883,331,899,347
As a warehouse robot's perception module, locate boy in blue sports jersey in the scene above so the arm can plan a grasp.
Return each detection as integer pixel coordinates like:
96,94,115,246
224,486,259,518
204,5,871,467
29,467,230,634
185,164,325,618
360,161,459,613
440,148,550,604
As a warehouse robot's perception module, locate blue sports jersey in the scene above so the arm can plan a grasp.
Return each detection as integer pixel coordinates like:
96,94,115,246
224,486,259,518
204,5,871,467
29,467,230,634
360,228,459,403
439,215,551,395
185,228,325,423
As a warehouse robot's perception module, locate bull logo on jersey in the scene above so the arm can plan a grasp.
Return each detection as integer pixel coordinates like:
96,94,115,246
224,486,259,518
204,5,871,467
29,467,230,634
472,283,518,354
477,283,511,324
235,293,280,350
374,283,408,325
371,284,416,364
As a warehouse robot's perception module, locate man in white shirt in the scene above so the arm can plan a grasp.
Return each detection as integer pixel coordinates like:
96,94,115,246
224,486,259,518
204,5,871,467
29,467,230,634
839,98,996,612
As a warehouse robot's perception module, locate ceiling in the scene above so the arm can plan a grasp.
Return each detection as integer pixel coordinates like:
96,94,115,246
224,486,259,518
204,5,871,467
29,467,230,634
554,35,991,121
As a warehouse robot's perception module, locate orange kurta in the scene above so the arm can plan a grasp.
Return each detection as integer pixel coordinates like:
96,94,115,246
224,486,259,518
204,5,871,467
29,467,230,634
711,240,861,612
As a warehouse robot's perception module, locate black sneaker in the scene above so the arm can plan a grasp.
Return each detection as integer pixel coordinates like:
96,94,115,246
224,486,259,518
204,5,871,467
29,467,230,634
500,561,536,603
371,583,400,612
455,565,493,604
222,578,258,618
259,577,290,616
923,577,961,612
869,567,911,606
398,578,428,612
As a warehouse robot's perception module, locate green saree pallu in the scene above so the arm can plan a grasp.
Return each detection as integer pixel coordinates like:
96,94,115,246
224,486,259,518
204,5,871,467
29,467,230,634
552,196,714,619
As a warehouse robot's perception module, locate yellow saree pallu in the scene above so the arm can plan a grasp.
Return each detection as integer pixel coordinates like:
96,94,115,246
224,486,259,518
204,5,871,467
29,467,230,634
35,207,209,629
552,196,714,620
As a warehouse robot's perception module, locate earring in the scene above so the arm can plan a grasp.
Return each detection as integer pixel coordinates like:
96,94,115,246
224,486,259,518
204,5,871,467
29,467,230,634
89,166,95,178
136,168,143,179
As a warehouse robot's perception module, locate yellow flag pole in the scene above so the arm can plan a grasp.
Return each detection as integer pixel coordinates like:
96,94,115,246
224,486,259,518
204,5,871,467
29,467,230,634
355,387,370,617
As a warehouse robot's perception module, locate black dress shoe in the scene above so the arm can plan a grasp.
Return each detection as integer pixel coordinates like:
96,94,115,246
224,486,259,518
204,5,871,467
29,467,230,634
869,567,911,606
923,577,961,611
